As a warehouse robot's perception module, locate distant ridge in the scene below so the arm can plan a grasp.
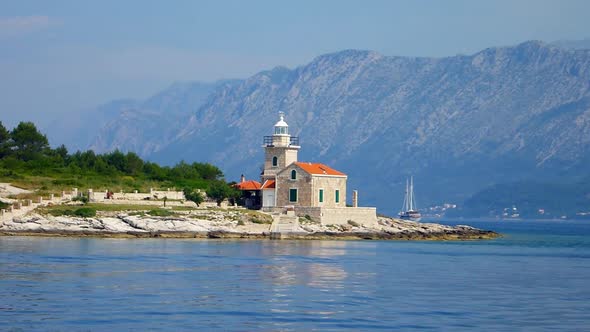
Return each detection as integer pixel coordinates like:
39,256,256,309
552,38,590,50
54,40,590,211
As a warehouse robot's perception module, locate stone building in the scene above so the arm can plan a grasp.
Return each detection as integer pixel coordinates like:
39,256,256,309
259,112,347,209
274,162,347,208
238,112,377,227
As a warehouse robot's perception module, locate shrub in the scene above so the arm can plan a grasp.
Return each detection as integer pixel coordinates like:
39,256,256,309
347,220,360,227
48,209,71,216
250,216,272,224
148,209,174,217
74,207,96,218
72,195,89,204
47,207,95,217
237,220,245,226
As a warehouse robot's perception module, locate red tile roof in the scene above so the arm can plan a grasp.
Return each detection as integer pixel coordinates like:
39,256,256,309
261,179,275,189
235,180,261,190
294,162,346,176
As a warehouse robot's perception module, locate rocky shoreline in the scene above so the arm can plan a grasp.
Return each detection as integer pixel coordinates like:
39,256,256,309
0,210,499,241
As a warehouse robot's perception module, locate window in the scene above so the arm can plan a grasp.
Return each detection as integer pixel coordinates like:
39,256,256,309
335,190,340,203
272,156,278,167
289,189,298,202
275,126,288,135
319,189,324,203
291,169,297,180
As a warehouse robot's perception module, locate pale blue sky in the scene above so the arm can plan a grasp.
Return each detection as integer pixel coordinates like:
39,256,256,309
1,0,589,128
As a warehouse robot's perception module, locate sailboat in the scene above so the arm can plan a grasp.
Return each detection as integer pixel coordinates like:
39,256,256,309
399,176,421,222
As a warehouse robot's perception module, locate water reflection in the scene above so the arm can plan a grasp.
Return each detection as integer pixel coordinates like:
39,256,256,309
3,232,589,331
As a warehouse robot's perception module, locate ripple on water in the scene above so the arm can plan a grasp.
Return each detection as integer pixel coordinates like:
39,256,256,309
1,223,590,331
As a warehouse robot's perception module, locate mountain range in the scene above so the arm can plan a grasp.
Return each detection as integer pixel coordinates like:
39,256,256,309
46,40,590,214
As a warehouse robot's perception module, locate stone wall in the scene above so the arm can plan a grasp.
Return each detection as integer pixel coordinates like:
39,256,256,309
294,206,377,227
310,176,347,208
275,163,347,208
275,165,313,207
262,146,299,181
89,188,186,202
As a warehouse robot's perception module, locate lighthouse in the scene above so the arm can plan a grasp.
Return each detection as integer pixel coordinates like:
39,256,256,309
261,112,300,183
236,111,375,228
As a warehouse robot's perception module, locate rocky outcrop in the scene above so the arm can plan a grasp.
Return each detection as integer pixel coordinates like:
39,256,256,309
0,210,499,240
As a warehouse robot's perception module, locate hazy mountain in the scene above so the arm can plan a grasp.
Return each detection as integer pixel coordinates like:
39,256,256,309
448,176,590,219
47,98,137,152
66,40,590,213
552,38,590,50
49,81,230,155
88,81,236,157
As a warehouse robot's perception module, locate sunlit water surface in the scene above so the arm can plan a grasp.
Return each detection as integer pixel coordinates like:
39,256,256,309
1,220,590,331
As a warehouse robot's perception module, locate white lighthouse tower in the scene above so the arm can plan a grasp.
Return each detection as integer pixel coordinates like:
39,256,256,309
260,112,300,208
261,112,300,183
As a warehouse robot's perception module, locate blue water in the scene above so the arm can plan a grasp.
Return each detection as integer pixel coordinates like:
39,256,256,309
1,221,590,331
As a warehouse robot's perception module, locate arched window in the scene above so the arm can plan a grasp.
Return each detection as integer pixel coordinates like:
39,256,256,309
291,170,297,180
272,156,278,167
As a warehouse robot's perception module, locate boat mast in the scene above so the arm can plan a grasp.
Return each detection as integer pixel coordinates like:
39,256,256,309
409,176,413,211
401,178,409,213
409,176,417,211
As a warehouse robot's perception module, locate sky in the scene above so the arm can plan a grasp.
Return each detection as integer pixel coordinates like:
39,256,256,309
1,0,589,129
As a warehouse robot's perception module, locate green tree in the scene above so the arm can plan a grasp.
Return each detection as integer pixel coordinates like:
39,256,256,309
0,121,10,158
206,181,232,205
143,162,166,181
10,122,49,161
55,144,68,160
170,161,198,179
226,181,242,205
105,150,126,172
125,152,144,175
193,162,223,180
183,188,204,206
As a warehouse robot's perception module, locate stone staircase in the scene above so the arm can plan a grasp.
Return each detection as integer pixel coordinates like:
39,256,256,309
270,211,300,239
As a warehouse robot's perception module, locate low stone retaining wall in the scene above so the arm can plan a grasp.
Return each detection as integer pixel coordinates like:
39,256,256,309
89,199,198,208
295,206,377,227
89,188,187,202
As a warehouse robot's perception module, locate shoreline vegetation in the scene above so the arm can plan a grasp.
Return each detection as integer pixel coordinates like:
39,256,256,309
0,121,499,241
0,121,240,207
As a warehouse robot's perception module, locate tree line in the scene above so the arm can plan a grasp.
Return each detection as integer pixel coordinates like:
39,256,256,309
0,121,240,205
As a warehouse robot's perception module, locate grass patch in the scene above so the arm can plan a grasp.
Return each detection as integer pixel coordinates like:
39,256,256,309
39,203,149,214
250,217,272,224
147,209,175,217
9,191,56,201
225,208,272,224
48,207,96,218
38,203,194,216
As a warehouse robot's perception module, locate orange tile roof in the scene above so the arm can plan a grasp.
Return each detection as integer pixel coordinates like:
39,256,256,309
294,162,346,176
235,180,261,190
261,179,275,189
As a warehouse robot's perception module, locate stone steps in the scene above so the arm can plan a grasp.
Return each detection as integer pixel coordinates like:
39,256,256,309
270,213,300,234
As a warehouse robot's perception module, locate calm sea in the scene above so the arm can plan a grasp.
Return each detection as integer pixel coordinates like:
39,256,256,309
1,220,590,331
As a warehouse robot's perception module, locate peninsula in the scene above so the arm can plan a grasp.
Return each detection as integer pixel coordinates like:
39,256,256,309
0,184,497,241
0,121,498,240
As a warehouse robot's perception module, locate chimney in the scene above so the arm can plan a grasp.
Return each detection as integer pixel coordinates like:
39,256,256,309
240,174,246,183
